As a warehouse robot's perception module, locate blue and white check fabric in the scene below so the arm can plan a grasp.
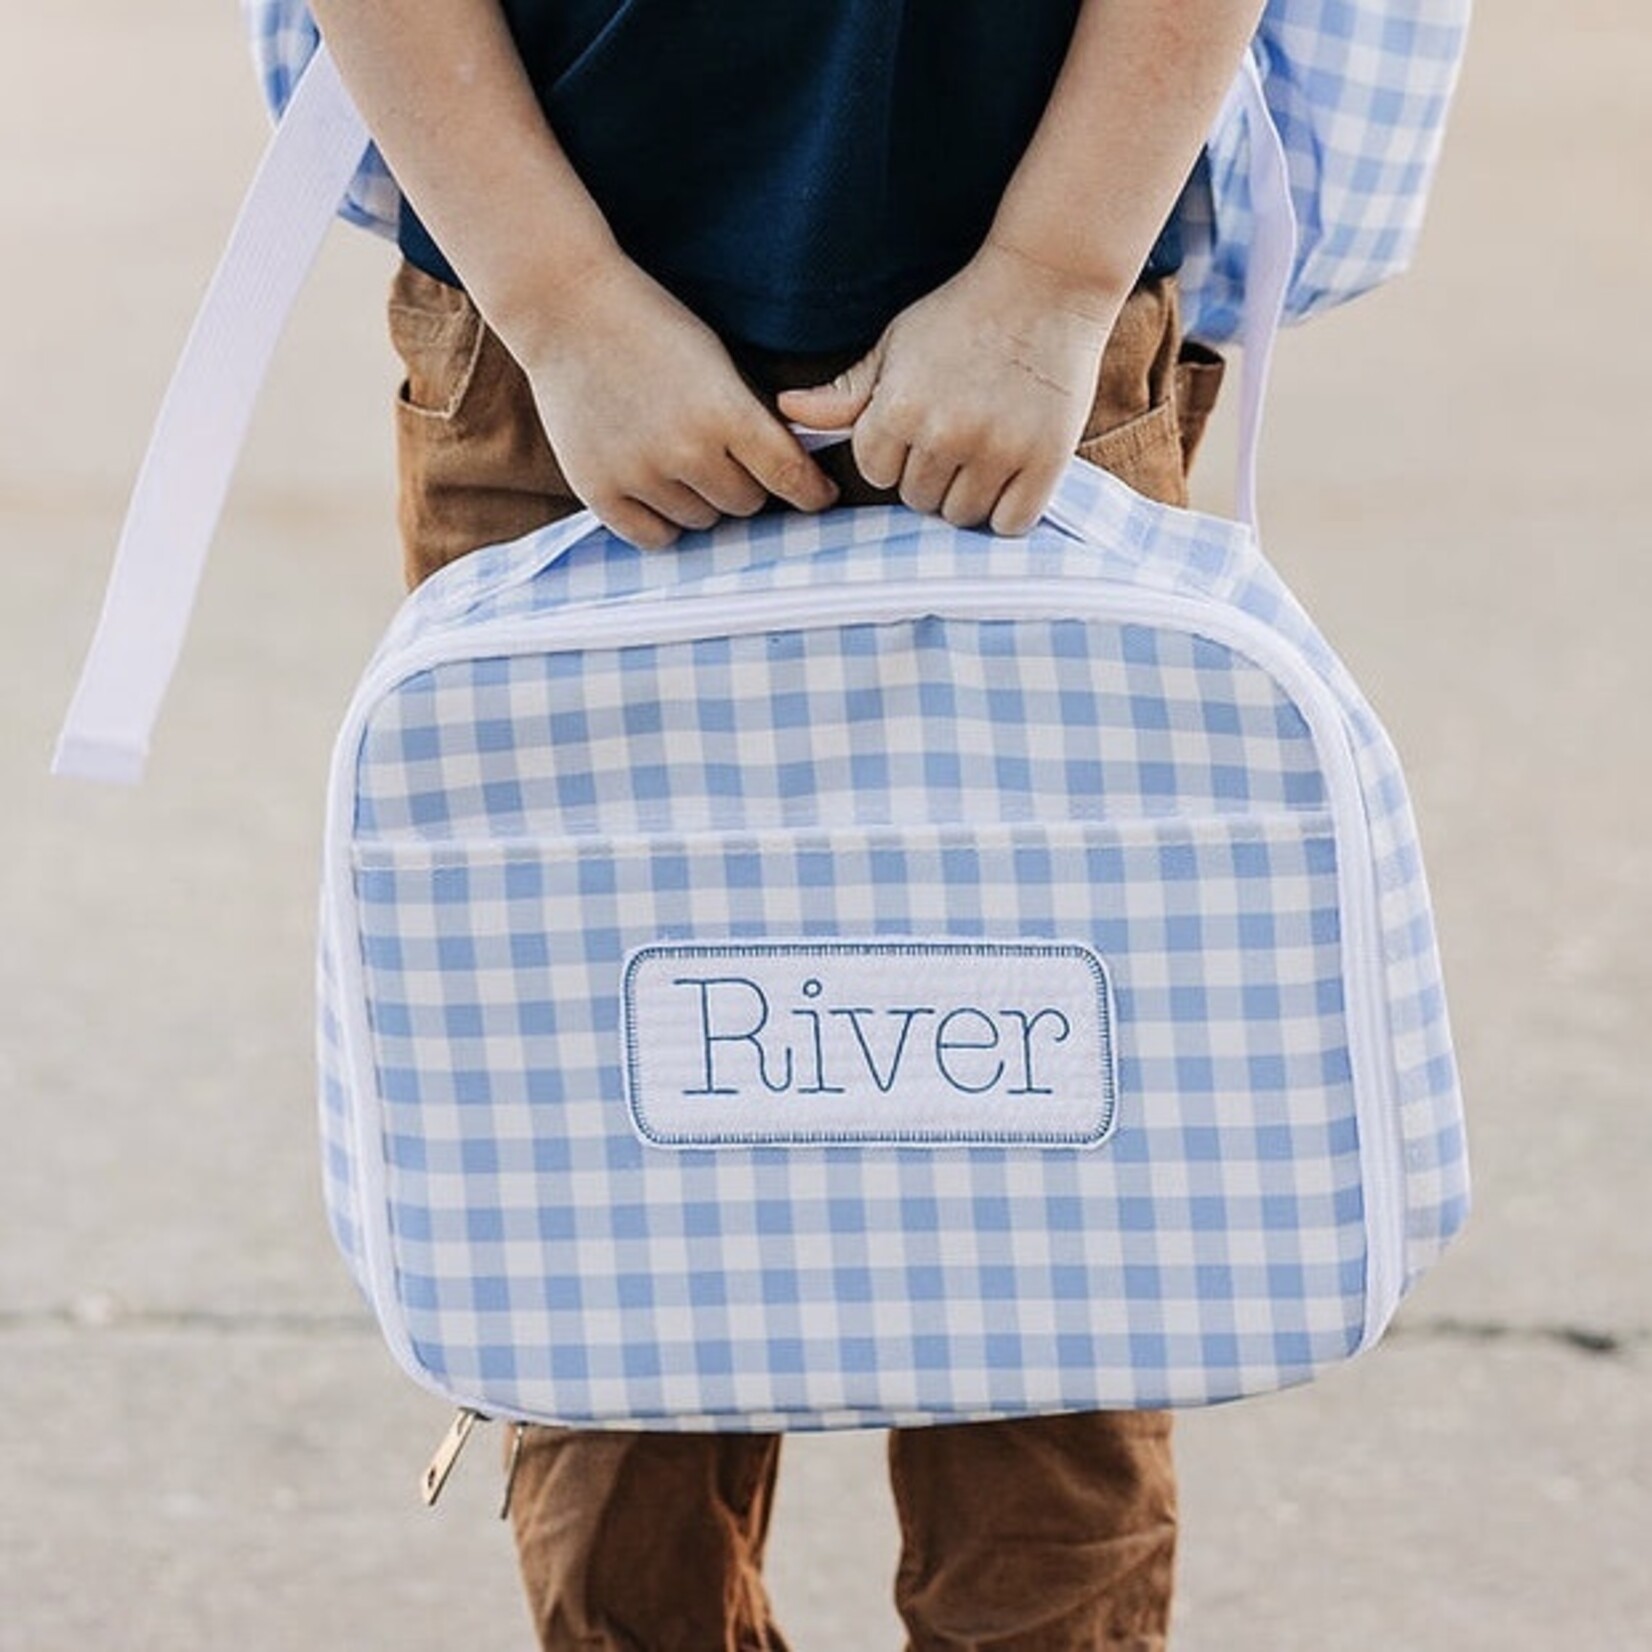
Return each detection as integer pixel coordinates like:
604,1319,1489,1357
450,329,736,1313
240,0,398,236
1180,0,1473,341
317,459,1468,1430
240,0,1470,340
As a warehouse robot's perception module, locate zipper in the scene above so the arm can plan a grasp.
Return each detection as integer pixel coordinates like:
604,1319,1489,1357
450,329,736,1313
327,575,1407,1393
351,810,1341,869
420,1407,527,1519
421,1406,482,1507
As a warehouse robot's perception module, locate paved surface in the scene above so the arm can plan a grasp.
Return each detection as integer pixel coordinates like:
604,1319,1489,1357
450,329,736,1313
3,3,1647,1647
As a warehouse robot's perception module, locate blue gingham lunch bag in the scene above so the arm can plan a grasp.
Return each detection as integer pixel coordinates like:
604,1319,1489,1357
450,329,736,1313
309,459,1469,1439
56,47,1468,1445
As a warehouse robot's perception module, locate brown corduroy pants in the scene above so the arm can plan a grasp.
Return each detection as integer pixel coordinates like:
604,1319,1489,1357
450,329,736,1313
389,262,1223,1652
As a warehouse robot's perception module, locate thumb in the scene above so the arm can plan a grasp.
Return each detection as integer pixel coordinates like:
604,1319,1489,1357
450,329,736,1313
776,342,883,431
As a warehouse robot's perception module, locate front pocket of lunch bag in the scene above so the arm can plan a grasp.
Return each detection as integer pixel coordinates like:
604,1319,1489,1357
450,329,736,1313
350,813,1351,1140
344,811,1370,1415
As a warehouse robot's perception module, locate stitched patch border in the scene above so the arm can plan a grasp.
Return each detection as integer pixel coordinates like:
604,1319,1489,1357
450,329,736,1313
622,939,1118,1150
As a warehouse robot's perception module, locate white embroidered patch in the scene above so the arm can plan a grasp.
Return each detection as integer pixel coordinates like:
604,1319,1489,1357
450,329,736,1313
622,940,1118,1148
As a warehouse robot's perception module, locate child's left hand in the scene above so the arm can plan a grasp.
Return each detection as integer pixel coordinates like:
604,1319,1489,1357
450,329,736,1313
777,240,1123,536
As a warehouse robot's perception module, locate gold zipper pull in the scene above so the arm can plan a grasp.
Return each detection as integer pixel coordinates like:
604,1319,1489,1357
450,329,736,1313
499,1422,528,1522
421,1407,483,1508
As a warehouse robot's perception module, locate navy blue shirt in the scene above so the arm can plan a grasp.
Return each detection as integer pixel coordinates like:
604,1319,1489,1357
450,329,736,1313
401,0,1181,355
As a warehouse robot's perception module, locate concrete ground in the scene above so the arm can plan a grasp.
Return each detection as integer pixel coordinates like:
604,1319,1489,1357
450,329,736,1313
2,3,1647,1646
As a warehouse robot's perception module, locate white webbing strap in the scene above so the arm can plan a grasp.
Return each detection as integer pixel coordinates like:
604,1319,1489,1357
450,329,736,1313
53,45,370,784
1228,50,1296,533
54,44,1294,786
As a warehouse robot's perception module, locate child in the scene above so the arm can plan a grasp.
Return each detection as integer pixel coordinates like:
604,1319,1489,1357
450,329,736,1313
310,2,1263,1645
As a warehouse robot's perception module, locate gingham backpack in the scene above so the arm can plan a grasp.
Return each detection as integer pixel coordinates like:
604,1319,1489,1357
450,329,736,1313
240,0,1473,345
56,28,1470,1454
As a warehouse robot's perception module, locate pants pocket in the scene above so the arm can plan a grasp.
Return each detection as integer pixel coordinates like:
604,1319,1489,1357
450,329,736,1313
1075,275,1192,510
1174,338,1227,473
388,262,487,420
387,262,582,591
1078,398,1189,509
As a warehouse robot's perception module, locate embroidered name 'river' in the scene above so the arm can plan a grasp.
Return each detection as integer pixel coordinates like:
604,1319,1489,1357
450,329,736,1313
622,941,1118,1148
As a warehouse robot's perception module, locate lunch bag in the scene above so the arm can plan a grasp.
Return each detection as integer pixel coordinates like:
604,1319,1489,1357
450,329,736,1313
307,459,1469,1436
238,0,1473,344
55,49,1468,1437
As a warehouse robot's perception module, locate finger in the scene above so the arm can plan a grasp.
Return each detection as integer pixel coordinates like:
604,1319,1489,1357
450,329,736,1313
775,342,884,432
602,497,682,552
851,416,908,492
639,479,722,534
732,415,840,514
685,454,770,519
939,465,1010,531
897,447,960,517
987,468,1055,538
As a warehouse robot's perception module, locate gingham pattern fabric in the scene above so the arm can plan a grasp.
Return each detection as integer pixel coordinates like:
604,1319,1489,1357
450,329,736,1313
353,619,1327,842
240,0,398,236
240,0,1469,338
317,458,1468,1428
1181,0,1473,342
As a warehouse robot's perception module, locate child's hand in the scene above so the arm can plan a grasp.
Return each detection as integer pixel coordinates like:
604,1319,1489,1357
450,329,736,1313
510,257,839,550
778,241,1122,537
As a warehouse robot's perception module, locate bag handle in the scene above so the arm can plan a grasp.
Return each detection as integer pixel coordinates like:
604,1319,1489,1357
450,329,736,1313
53,45,1291,786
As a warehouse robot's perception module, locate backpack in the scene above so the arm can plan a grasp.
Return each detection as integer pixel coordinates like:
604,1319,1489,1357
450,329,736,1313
238,0,1473,344
53,49,1469,1446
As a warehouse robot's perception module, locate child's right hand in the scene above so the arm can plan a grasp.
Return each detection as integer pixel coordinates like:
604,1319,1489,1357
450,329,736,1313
503,255,839,550
308,1,836,551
